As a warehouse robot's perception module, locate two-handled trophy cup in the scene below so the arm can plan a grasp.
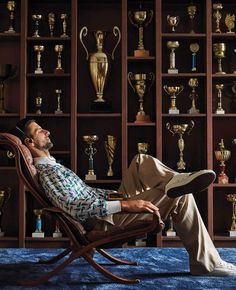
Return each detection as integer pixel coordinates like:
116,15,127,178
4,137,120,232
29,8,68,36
0,188,11,237
188,78,199,114
214,139,231,184
128,6,153,57
213,3,223,33
137,142,149,154
213,43,226,74
83,135,99,180
32,14,42,37
54,45,64,74
225,14,235,33
167,15,179,33
34,45,44,74
80,26,121,112
32,209,44,238
0,64,17,114
167,41,179,74
104,135,117,177
187,4,197,33
55,89,63,114
60,14,69,37
5,1,16,33
48,12,56,37
215,83,225,114
166,120,194,170
226,194,236,237
163,85,184,114
190,43,199,72
128,72,154,123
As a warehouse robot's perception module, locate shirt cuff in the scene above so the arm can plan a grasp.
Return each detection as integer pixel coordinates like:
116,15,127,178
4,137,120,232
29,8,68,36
106,200,121,215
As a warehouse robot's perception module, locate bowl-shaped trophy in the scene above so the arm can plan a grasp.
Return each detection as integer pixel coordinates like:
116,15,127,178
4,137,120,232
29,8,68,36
163,85,184,114
213,43,226,74
214,139,231,184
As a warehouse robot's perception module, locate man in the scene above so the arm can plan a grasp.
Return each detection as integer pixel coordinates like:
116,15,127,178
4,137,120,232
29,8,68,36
12,118,236,276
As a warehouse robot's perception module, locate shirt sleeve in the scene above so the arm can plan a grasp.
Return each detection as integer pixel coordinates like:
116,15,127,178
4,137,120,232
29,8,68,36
106,201,121,215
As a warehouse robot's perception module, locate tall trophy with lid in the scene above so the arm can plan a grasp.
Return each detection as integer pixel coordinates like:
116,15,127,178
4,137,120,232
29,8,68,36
79,26,121,112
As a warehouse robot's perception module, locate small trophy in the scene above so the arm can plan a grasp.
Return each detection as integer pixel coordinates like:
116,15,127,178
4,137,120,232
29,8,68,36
187,4,197,33
53,220,62,238
137,142,149,154
163,85,184,114
214,139,231,184
213,43,226,74
104,135,117,176
190,43,199,72
55,89,63,114
128,4,153,57
167,41,179,74
128,72,154,123
32,209,45,238
34,45,44,74
167,15,179,33
60,14,69,37
225,14,235,33
35,91,42,115
4,1,16,33
32,14,42,37
215,84,225,114
166,215,176,237
48,12,56,37
213,3,223,33
226,194,236,237
83,135,99,180
54,45,64,74
166,121,194,170
188,78,199,114
0,188,11,237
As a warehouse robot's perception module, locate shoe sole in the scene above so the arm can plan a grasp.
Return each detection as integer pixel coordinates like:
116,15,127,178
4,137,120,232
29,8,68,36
166,170,216,198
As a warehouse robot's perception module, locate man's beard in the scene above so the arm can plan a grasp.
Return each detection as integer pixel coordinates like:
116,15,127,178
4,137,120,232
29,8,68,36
35,141,53,151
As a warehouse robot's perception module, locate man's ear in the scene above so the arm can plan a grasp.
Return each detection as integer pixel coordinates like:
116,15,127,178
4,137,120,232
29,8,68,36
24,138,34,146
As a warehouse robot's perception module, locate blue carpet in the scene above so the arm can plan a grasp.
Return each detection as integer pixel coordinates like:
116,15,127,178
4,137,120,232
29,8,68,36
0,248,235,289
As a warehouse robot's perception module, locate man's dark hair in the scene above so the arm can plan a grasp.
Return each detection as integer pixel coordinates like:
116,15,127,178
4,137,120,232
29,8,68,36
10,118,35,143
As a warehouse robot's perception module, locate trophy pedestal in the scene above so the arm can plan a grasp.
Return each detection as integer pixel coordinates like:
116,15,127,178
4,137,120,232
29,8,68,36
229,230,236,237
168,68,178,74
53,232,63,238
215,108,225,114
55,109,63,114
90,101,112,112
85,174,96,181
35,68,43,74
134,49,150,57
32,231,45,238
135,114,151,124
135,237,147,247
168,108,179,114
188,108,199,114
0,231,5,237
166,230,176,237
218,173,229,184
54,68,64,74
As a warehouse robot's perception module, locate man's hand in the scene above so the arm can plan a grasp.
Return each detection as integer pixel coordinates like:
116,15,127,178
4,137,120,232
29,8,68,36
120,200,159,214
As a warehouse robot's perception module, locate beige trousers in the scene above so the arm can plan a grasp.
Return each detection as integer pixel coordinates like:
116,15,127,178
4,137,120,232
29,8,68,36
104,154,221,274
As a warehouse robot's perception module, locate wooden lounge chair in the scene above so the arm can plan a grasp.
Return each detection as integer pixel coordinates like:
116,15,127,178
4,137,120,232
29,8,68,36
0,133,164,286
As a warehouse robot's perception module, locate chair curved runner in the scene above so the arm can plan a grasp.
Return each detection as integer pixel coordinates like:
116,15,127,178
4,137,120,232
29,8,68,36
0,132,164,287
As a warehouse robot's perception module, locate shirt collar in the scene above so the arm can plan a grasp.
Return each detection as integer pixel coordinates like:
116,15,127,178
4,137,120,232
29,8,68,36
34,156,57,166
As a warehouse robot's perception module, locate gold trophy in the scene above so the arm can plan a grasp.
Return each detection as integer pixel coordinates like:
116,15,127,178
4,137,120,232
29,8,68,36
32,209,44,238
60,14,69,37
104,135,117,177
34,45,44,74
0,64,17,114
214,139,231,184
54,45,64,74
166,215,176,237
188,78,199,114
35,92,42,115
225,14,235,33
213,3,223,33
190,43,199,72
137,142,149,154
32,14,42,37
83,135,99,180
128,72,154,123
167,41,179,74
187,4,197,33
167,15,179,33
215,84,225,114
128,5,153,57
4,1,16,33
80,26,121,112
163,85,184,114
48,12,56,37
0,188,11,237
226,194,236,237
55,89,63,114
166,120,194,170
53,220,62,238
213,43,226,74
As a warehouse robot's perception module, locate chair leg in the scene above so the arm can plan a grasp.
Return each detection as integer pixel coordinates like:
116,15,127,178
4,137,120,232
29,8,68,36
97,248,137,265
37,247,72,264
84,253,140,284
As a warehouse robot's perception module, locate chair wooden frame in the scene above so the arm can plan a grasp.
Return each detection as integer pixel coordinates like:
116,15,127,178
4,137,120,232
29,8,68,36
0,133,164,287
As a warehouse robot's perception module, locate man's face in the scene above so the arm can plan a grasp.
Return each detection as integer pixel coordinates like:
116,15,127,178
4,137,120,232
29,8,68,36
27,122,53,150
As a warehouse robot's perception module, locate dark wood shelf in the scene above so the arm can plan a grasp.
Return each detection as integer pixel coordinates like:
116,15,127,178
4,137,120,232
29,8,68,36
212,33,236,38
127,56,156,61
25,237,69,241
27,113,70,117
77,113,121,117
127,122,156,126
26,73,71,78
0,113,20,117
0,167,16,171
162,73,207,77
213,183,236,188
212,114,236,117
162,33,206,38
162,113,207,117
0,32,20,40
27,37,71,41
212,74,236,78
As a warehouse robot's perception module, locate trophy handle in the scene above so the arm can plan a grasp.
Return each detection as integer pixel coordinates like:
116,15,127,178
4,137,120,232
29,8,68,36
144,10,154,27
166,122,175,135
177,85,184,96
163,85,169,95
127,72,135,92
79,26,89,60
147,72,155,93
128,11,138,28
111,26,121,60
187,120,195,135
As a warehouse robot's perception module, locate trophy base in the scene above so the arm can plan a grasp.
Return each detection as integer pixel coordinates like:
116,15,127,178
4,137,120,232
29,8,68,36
53,232,63,238
215,109,225,114
85,174,96,181
218,174,229,184
215,71,226,75
188,108,199,114
35,69,43,74
55,110,63,114
168,108,179,114
4,29,16,34
135,114,151,124
32,232,45,238
54,68,65,74
191,67,197,72
90,101,112,112
166,231,176,237
0,231,5,237
229,230,236,237
168,68,178,74
135,238,146,247
134,49,150,57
